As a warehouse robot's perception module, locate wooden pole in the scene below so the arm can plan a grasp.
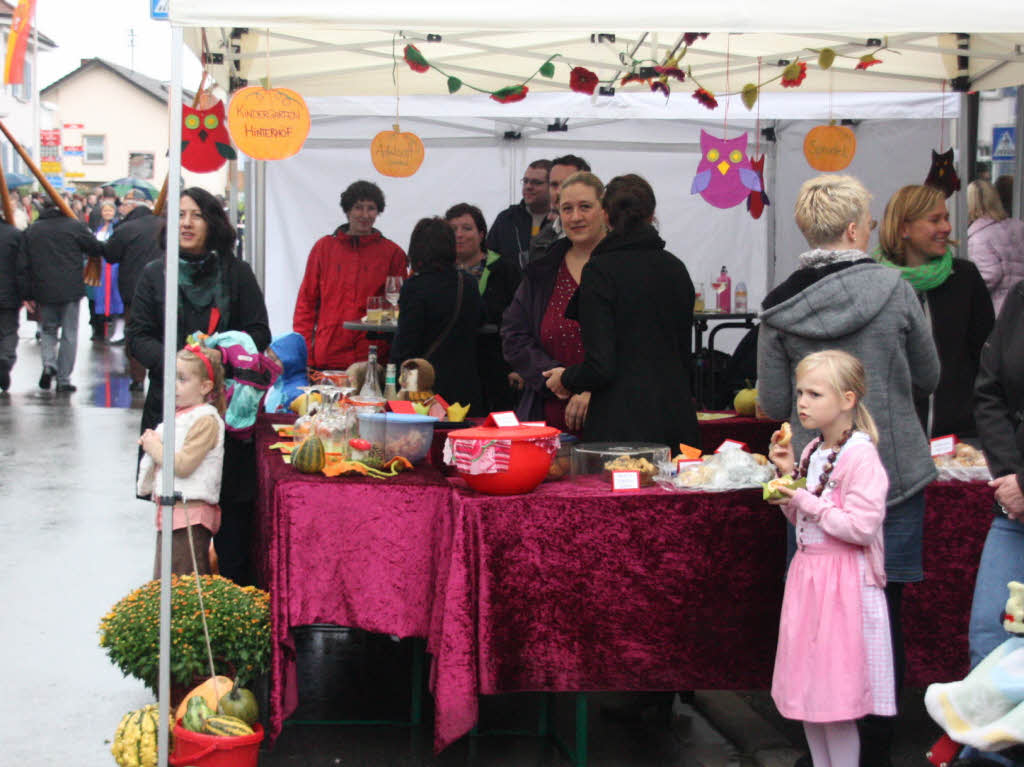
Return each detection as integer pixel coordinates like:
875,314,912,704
0,147,15,226
0,118,75,219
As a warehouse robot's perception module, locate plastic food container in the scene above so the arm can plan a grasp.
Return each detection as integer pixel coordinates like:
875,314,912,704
357,412,437,464
445,424,560,495
545,434,577,482
571,442,671,486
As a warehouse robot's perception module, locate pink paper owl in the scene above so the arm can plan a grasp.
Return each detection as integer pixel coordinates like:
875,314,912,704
690,130,762,209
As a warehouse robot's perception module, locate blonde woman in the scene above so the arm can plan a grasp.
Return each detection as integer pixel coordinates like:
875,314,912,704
878,184,994,439
967,179,1024,315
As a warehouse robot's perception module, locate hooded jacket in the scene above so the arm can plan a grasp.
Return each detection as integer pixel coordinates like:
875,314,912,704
264,332,309,413
967,216,1024,316
757,259,940,506
293,224,407,370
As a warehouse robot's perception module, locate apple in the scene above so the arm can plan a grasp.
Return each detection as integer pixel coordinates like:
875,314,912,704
733,386,758,416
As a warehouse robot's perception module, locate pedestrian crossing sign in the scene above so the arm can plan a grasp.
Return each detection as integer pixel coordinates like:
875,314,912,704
150,0,168,19
992,126,1015,161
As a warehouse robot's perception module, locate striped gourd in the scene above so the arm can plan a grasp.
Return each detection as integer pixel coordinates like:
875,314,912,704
111,704,172,767
292,434,326,473
202,714,255,737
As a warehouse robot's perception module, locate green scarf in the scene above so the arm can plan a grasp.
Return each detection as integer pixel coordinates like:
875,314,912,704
877,246,953,292
178,251,228,330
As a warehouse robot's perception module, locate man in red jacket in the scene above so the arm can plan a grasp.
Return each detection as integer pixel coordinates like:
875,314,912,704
293,180,407,369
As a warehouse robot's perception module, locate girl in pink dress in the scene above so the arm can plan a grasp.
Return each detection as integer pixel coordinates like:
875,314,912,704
767,349,895,767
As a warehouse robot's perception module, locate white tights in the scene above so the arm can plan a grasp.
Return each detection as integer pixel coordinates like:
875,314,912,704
803,720,860,767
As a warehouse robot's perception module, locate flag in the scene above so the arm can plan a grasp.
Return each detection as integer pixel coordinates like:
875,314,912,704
4,0,36,86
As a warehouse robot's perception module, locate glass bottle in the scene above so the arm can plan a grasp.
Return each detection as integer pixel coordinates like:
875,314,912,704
713,266,731,313
383,363,398,400
358,345,383,399
734,281,748,313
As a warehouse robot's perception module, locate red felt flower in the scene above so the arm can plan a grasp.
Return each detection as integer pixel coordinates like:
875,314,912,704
650,80,670,97
683,32,709,46
781,61,807,88
490,85,528,104
620,72,648,86
655,66,686,82
403,44,429,73
856,55,882,70
692,88,718,110
569,67,599,95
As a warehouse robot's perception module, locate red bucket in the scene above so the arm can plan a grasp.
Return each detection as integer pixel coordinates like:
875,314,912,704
170,721,263,767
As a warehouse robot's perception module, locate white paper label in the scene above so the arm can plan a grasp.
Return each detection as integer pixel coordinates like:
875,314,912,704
612,471,641,491
491,411,520,428
931,435,956,457
715,439,748,453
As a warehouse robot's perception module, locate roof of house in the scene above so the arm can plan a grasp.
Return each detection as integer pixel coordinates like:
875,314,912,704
41,58,194,102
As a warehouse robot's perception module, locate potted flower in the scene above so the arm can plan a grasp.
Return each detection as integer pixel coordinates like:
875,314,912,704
99,574,271,694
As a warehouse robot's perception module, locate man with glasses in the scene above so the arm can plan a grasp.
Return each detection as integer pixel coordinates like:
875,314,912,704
486,159,551,269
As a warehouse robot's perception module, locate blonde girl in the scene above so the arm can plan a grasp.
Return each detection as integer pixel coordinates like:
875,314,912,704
767,350,894,767
137,345,226,576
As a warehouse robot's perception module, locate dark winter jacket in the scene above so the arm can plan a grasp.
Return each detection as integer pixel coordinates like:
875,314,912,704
20,207,103,304
390,268,484,414
473,250,521,413
486,199,540,269
501,240,570,421
758,258,940,505
0,221,24,309
974,279,1024,503
103,206,164,307
560,224,700,449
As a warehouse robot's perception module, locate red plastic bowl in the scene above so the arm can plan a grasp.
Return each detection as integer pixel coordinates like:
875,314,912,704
449,423,559,496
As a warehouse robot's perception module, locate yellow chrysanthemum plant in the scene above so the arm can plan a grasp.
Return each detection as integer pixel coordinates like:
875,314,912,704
99,575,271,692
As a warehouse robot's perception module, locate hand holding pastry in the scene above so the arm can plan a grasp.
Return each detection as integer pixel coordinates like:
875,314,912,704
768,422,795,476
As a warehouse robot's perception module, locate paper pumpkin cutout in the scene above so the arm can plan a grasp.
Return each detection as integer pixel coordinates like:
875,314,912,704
371,128,425,178
746,154,770,220
690,130,762,209
803,124,856,172
228,86,311,161
924,148,961,198
181,100,237,173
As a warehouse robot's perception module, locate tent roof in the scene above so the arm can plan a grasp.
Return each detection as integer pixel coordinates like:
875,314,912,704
172,1,1024,97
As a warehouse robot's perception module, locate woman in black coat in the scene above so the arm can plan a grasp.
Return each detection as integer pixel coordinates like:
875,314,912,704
127,187,270,585
544,174,699,449
389,217,483,413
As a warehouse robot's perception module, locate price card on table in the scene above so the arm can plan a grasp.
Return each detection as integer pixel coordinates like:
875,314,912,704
931,434,957,457
611,470,641,491
485,411,520,428
388,400,417,414
715,439,748,453
675,458,703,475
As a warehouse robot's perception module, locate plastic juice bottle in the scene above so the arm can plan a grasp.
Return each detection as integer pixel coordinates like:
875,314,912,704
714,266,731,313
734,281,748,313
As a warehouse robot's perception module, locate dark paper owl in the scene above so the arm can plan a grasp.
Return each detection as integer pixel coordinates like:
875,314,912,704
924,148,960,198
181,100,237,173
746,153,770,220
691,130,762,209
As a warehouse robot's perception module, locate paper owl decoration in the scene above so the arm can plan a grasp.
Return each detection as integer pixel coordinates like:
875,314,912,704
181,100,237,173
924,148,961,199
690,130,762,209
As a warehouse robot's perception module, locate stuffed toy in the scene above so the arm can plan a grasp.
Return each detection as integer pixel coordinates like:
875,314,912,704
397,358,436,402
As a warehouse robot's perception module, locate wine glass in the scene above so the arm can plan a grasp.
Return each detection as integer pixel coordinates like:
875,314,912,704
385,276,403,323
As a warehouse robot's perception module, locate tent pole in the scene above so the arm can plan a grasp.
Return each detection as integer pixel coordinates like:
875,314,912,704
252,160,266,280
765,121,779,291
158,23,185,767
955,92,971,253
1014,86,1023,219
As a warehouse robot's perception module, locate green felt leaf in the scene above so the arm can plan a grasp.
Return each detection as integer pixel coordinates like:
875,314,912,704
216,142,237,160
540,61,555,78
818,48,836,70
447,76,462,93
741,83,759,111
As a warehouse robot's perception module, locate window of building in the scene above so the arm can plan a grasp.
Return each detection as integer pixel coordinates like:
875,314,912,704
83,135,105,163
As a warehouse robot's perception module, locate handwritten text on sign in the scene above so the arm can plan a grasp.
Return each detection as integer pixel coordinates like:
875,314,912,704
371,129,425,178
228,87,311,161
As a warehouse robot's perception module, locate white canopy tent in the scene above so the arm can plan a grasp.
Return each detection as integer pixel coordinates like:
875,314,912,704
154,3,1024,763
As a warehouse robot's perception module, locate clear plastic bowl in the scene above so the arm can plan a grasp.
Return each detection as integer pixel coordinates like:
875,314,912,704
357,412,438,464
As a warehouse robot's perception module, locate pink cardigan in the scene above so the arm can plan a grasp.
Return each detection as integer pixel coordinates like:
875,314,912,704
782,439,889,588
968,217,1024,315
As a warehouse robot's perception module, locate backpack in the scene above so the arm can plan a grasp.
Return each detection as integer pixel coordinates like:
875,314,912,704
203,330,282,439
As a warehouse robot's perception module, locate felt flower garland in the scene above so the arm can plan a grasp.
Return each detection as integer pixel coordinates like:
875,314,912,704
403,43,555,103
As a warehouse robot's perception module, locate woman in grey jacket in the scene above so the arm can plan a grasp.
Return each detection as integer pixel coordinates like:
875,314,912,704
757,175,939,767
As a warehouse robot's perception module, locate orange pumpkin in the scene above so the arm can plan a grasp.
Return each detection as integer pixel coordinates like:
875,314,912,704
227,86,310,161
803,124,856,172
174,675,233,723
371,127,425,178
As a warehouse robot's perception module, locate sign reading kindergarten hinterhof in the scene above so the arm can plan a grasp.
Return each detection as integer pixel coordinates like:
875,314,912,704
227,86,310,161
40,128,63,189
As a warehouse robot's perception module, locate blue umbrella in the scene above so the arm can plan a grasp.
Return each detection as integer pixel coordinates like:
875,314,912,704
106,176,158,200
4,172,33,188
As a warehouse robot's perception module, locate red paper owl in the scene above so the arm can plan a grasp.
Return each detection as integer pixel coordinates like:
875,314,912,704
181,100,237,173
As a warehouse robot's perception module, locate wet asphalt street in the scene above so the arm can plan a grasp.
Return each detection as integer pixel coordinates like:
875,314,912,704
0,305,946,767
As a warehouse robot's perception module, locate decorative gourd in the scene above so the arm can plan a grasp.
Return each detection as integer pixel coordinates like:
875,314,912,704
228,86,311,161
174,674,233,723
371,126,425,177
803,124,856,172
292,434,326,473
202,714,255,737
183,695,215,733
218,680,260,726
111,704,173,767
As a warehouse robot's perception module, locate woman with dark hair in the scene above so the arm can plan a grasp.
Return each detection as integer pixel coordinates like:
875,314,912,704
390,217,483,412
445,202,520,413
293,179,407,370
127,187,271,584
544,174,699,448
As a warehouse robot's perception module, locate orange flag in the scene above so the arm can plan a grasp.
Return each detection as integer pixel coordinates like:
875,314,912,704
4,0,36,86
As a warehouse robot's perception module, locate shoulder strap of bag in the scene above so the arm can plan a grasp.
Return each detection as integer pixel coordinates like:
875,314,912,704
423,271,465,361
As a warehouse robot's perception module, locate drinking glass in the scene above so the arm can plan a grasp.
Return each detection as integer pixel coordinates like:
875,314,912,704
385,276,403,323
694,283,706,313
367,296,385,324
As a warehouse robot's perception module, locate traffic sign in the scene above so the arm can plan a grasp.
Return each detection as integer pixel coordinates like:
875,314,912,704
150,0,168,20
993,126,1016,161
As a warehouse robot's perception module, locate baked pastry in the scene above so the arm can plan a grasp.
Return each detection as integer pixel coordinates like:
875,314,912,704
772,422,792,447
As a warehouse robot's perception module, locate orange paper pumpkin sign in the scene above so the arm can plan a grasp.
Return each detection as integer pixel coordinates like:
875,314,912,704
371,128,425,178
227,86,310,161
803,125,857,172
